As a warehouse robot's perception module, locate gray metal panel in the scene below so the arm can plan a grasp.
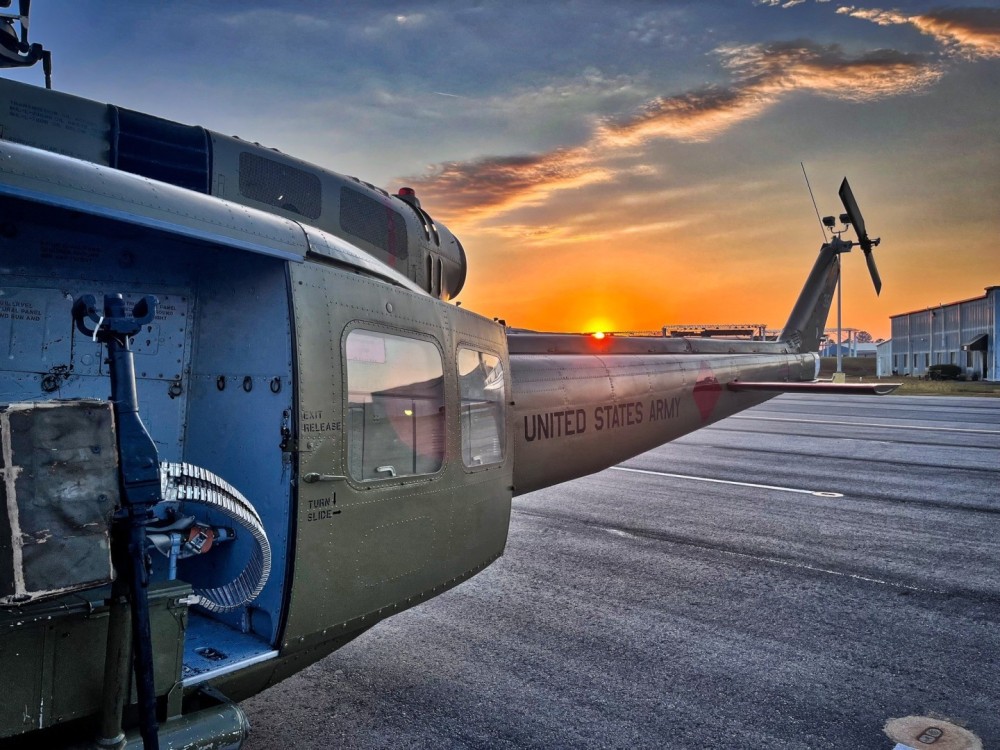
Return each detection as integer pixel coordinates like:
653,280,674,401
0,200,294,645
991,288,999,382
510,351,815,494
300,223,426,294
0,140,309,261
888,288,997,378
209,132,430,287
0,281,193,460
0,78,111,164
507,332,793,356
282,261,512,651
181,253,294,644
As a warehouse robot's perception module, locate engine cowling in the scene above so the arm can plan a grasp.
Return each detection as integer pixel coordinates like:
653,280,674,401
0,77,468,301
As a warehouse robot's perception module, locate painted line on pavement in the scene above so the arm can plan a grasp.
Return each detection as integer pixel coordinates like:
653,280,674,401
731,414,1000,435
611,465,843,498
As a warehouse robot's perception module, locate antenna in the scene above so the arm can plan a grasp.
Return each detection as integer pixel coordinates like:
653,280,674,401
801,162,829,243
0,0,52,88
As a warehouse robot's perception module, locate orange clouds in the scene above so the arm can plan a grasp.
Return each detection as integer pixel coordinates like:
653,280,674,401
407,40,941,225
406,147,611,227
597,42,940,148
721,41,943,100
912,9,1000,59
594,86,771,146
839,6,1000,59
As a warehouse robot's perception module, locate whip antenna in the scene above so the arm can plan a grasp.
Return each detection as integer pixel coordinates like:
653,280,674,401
801,162,828,243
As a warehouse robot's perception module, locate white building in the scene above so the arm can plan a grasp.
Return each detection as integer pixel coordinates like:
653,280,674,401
876,340,893,378
882,286,997,381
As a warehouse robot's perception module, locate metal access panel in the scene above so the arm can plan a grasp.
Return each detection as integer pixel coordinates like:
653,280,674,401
0,284,193,462
0,580,190,738
0,77,112,164
0,400,118,605
0,285,190,380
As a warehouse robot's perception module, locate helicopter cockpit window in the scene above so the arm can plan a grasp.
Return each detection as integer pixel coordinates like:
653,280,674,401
346,330,445,481
458,348,506,468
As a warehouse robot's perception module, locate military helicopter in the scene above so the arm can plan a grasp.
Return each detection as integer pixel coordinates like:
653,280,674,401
0,7,893,749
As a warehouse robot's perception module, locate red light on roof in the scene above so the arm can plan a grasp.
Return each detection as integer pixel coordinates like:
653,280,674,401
398,187,416,196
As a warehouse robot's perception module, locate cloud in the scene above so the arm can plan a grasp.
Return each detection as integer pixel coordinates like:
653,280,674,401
723,40,942,100
836,7,908,26
600,41,943,147
838,6,1000,59
394,13,427,27
594,85,771,146
499,69,644,111
911,8,1000,59
361,10,431,36
627,11,688,46
405,41,940,224
408,148,613,225
218,9,332,30
473,217,693,248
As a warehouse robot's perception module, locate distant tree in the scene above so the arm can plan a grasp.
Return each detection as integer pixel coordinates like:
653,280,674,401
856,330,873,343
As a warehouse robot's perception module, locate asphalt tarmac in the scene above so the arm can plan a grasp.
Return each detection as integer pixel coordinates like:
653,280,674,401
243,394,1000,749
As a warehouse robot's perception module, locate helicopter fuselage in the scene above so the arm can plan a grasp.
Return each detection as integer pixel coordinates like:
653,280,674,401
0,73,859,747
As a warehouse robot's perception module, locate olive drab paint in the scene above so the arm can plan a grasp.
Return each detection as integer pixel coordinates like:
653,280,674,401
0,49,893,747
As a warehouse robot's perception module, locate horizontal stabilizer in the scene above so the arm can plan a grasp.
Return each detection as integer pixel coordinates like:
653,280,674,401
727,381,900,395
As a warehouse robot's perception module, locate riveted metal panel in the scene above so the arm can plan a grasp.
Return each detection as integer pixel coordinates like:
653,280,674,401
510,351,815,495
0,581,190,739
281,260,511,651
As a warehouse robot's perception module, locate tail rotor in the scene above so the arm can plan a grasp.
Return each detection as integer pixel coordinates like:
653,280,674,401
838,177,882,295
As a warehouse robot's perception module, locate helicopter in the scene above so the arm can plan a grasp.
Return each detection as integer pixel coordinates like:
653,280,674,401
0,7,894,749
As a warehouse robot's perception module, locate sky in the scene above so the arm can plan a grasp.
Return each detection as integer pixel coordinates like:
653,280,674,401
7,1,999,339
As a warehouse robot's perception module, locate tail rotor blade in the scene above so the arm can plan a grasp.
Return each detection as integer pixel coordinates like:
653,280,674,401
842,177,882,294
864,248,882,296
839,178,872,252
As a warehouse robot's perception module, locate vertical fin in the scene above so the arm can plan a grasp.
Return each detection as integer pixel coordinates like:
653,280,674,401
778,241,841,352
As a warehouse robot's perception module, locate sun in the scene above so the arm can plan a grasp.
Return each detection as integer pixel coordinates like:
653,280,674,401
583,316,615,335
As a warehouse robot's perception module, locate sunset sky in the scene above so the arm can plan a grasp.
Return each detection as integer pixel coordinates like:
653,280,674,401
9,1,999,339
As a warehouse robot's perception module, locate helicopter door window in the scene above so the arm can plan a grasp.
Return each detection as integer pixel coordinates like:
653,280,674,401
457,348,506,468
346,330,445,481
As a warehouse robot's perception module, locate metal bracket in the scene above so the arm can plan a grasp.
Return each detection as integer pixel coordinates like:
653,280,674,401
302,473,347,483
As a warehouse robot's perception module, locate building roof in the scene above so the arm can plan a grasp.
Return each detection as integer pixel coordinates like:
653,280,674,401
890,286,999,319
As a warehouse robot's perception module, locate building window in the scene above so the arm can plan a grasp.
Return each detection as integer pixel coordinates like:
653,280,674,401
458,348,506,468
346,330,444,480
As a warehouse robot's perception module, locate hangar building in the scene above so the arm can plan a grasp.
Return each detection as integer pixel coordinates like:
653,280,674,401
876,286,998,381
